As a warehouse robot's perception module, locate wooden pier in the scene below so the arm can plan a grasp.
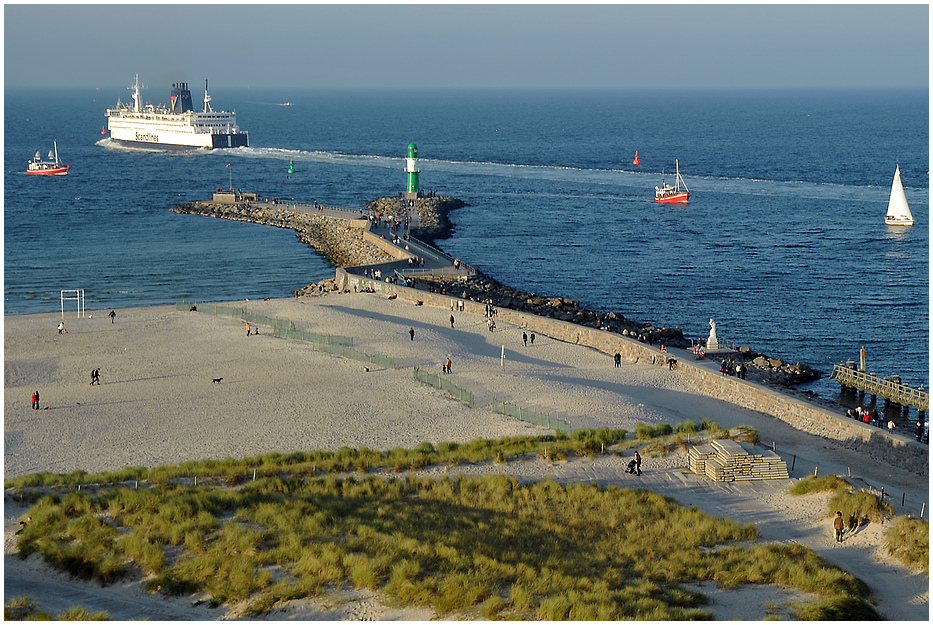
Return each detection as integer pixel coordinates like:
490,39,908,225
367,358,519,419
831,364,928,414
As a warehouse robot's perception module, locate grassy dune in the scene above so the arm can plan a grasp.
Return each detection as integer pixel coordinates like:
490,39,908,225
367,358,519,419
9,431,881,620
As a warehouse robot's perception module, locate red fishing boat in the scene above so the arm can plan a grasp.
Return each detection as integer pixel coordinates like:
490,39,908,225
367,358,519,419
655,159,688,203
27,141,69,176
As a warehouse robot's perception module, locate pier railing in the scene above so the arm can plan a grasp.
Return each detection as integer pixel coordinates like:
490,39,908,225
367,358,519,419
830,364,928,413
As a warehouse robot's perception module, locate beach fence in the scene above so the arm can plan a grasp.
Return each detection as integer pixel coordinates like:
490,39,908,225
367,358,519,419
413,366,474,408
178,301,395,369
492,398,572,435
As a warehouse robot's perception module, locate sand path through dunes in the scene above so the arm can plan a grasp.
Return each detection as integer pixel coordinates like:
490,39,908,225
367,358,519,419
4,293,929,619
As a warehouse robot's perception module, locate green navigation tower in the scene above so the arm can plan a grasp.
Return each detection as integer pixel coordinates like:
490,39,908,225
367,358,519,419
405,143,420,200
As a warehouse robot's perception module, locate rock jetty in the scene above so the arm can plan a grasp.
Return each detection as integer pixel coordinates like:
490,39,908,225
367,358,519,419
170,194,819,387
170,200,392,268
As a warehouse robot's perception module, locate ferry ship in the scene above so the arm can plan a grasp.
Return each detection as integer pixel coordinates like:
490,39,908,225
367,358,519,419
105,75,249,150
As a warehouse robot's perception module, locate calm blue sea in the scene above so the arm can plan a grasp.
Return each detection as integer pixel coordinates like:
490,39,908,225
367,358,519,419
4,86,929,405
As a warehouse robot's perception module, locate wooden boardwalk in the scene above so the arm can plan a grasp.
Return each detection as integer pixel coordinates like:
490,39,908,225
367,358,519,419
830,364,928,413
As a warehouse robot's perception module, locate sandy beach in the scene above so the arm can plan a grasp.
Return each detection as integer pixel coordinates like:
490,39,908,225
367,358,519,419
4,292,929,620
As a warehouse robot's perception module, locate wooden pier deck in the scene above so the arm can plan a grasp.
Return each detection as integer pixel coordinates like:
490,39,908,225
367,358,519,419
830,364,928,413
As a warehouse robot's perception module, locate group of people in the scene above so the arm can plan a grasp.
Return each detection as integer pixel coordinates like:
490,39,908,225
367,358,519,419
522,331,535,347
720,359,747,379
844,407,927,442
626,451,642,475
89,368,101,385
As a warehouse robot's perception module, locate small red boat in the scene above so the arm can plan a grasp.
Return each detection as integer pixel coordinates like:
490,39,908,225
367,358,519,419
655,159,688,203
27,141,69,176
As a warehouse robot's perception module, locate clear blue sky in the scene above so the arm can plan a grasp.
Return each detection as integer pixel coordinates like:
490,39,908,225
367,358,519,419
4,4,929,90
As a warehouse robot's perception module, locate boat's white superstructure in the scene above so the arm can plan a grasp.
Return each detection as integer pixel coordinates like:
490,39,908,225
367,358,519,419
105,75,249,150
884,164,914,226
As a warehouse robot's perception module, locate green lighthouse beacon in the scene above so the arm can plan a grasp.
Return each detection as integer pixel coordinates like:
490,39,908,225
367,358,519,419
405,143,420,200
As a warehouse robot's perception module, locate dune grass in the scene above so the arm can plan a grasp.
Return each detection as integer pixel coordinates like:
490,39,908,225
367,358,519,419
788,474,894,530
788,474,851,496
4,596,110,621
14,467,880,620
883,515,929,575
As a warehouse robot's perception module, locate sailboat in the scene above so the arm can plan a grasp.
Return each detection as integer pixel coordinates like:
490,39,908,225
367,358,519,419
655,159,689,203
884,164,913,226
26,141,69,175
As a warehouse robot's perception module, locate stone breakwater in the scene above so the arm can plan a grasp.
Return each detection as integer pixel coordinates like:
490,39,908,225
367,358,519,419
172,195,817,386
170,201,393,270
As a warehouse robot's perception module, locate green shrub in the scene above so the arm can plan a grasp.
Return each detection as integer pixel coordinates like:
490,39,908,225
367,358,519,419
676,420,698,434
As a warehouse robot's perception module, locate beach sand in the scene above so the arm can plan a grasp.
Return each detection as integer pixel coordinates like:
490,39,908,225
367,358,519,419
4,292,929,620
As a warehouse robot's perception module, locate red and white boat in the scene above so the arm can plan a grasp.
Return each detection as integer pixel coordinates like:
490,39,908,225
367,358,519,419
655,159,688,203
27,141,69,175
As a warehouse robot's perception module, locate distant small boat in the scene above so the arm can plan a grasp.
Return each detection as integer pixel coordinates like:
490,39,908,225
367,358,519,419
655,159,688,203
280,102,294,106
884,164,914,226
27,141,69,176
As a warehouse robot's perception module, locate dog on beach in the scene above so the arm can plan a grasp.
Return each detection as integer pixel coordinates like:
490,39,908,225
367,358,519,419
212,378,223,384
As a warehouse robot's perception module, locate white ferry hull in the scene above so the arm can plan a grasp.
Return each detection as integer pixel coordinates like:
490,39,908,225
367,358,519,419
108,122,249,149
105,75,249,150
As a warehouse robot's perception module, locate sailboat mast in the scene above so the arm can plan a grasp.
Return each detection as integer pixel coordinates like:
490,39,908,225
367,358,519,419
53,141,59,166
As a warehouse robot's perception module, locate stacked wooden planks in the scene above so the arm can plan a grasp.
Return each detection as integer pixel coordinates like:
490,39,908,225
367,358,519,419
688,439,788,481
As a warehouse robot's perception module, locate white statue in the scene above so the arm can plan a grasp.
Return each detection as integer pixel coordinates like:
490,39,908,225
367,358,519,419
707,318,719,350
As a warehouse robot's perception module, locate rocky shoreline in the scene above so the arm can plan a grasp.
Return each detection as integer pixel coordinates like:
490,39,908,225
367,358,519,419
171,194,819,388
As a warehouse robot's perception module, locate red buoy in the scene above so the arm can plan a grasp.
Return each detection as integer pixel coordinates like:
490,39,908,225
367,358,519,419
101,126,106,135
633,152,640,166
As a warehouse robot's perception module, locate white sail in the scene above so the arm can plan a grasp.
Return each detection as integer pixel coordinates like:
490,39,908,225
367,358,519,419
885,165,914,225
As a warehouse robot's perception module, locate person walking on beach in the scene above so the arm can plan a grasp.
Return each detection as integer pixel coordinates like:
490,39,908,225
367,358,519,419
530,333,535,345
445,357,452,374
409,327,415,341
33,391,39,410
31,392,37,410
246,322,251,337
109,309,116,323
93,368,101,385
833,511,845,543
523,332,528,347
614,353,622,368
450,315,455,328
634,451,642,476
